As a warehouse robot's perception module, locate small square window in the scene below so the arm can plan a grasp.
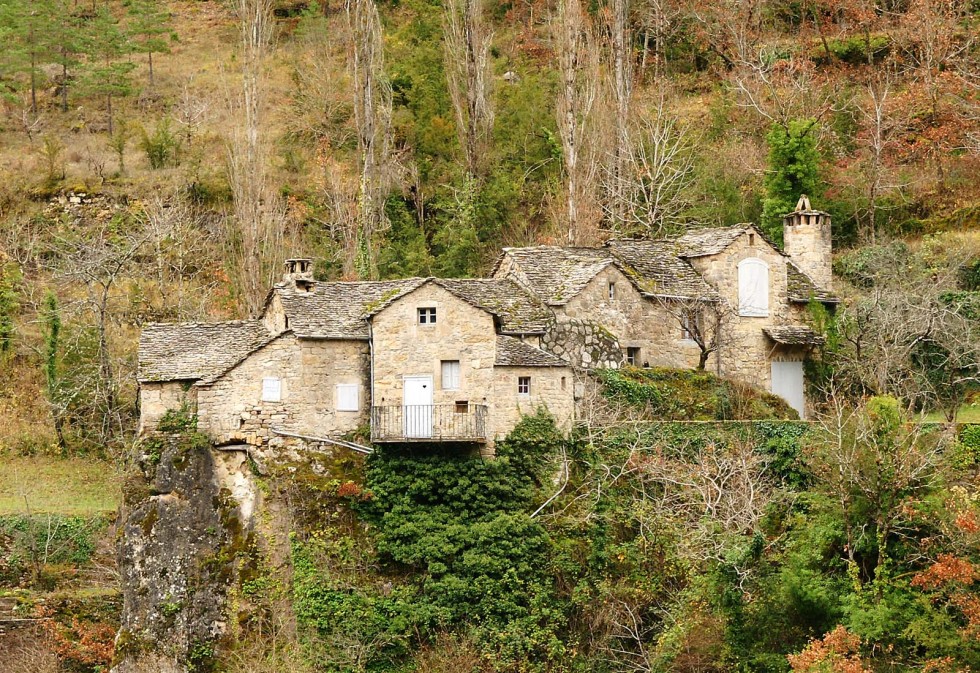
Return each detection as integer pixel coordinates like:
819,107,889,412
608,282,616,300
261,377,281,402
336,384,359,411
518,376,531,395
441,360,461,390
626,347,640,366
418,307,437,324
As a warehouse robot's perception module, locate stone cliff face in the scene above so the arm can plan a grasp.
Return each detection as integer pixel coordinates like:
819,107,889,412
113,427,256,673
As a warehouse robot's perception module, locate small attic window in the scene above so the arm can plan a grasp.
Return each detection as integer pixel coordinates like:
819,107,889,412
418,307,437,325
749,233,756,246
261,377,281,402
608,282,616,300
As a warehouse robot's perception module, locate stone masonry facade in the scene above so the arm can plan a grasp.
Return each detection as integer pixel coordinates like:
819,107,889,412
137,196,835,442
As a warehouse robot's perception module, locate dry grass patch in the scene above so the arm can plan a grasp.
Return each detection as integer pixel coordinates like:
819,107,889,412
0,455,120,516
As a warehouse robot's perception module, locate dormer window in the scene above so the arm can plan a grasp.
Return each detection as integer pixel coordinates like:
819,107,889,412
418,307,437,325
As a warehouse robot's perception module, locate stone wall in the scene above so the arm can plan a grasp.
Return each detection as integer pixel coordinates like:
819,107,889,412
555,265,705,369
196,334,370,445
783,214,832,290
490,365,574,442
139,382,197,434
687,230,793,389
261,293,286,333
371,283,498,409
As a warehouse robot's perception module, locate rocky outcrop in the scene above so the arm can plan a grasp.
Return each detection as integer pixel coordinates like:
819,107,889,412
113,427,256,673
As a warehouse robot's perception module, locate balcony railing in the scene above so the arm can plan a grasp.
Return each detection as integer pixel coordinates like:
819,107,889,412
371,404,488,443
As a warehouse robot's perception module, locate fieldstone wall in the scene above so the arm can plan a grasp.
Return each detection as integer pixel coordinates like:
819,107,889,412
196,334,370,446
490,365,574,442
371,283,498,409
541,319,623,369
261,293,286,333
687,231,794,390
784,215,833,290
555,266,705,369
139,382,197,435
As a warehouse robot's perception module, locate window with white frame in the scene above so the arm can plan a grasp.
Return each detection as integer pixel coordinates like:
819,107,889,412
737,257,769,317
441,360,461,390
336,384,359,411
681,310,701,341
517,376,531,395
261,377,281,402
626,347,640,366
418,307,437,324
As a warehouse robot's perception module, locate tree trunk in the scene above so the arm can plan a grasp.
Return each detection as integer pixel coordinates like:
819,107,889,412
148,49,154,86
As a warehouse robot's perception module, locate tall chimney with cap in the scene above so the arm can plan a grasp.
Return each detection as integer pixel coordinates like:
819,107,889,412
283,258,315,291
782,195,832,289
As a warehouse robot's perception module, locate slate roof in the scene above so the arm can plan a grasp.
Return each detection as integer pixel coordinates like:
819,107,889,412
494,335,568,367
431,278,553,334
787,262,839,304
604,240,719,301
275,279,427,339
675,224,787,258
763,325,826,346
493,246,617,305
138,320,275,383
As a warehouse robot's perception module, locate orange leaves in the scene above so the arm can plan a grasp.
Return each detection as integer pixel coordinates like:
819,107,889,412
36,605,116,671
912,553,977,590
788,626,871,673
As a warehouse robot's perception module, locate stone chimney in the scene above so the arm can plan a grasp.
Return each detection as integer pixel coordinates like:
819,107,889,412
782,195,832,289
283,258,315,291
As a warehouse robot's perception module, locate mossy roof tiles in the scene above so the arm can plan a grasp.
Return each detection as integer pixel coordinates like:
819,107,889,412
138,320,275,383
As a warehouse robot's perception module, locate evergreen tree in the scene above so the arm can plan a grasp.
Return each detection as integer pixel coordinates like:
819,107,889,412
41,290,67,452
125,0,171,86
0,264,19,353
80,3,136,133
47,0,89,112
761,118,820,244
0,0,58,115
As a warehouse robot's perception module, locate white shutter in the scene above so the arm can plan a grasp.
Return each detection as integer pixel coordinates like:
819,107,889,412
261,377,281,402
336,384,359,412
441,360,460,389
738,258,769,317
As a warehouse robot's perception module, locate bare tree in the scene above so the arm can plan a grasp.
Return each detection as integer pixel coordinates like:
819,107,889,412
656,295,728,370
603,0,634,228
610,92,696,237
51,223,147,444
141,188,219,320
555,0,600,244
347,0,394,279
227,0,289,316
444,0,494,180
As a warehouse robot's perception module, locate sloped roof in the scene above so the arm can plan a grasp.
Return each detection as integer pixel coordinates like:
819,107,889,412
604,240,719,301
431,278,553,334
675,225,787,258
138,320,275,383
763,325,826,346
494,335,568,367
276,279,427,339
787,262,839,304
494,246,617,305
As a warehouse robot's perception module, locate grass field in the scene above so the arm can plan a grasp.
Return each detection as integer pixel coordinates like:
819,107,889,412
921,405,980,424
0,455,121,516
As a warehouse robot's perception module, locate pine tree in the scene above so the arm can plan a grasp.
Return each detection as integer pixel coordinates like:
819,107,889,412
41,290,67,452
125,0,171,86
0,0,58,116
47,0,89,112
761,118,821,244
80,3,136,134
0,264,19,353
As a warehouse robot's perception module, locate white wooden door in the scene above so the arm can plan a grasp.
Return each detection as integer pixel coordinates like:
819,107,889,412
403,376,433,438
771,360,805,419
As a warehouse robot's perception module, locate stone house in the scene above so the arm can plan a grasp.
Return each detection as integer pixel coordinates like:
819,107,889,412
138,271,574,452
138,196,836,442
492,196,837,417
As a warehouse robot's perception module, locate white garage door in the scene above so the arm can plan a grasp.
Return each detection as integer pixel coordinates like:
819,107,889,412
771,360,805,419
